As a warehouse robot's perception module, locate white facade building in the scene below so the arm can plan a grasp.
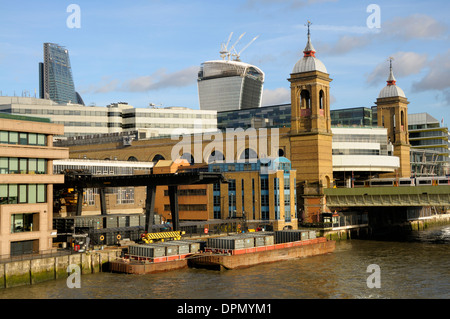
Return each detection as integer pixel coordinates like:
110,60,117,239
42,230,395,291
0,97,217,138
332,127,399,175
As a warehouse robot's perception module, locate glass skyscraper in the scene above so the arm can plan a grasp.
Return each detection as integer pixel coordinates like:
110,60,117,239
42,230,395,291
197,59,265,112
39,43,81,105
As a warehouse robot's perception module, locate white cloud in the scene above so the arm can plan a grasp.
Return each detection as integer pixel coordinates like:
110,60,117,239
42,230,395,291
366,52,428,86
383,14,447,40
262,87,290,106
412,49,450,103
317,14,447,56
121,66,198,92
81,66,199,94
244,0,337,10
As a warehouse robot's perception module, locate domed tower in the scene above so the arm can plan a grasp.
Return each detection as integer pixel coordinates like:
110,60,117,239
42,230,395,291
375,58,411,177
288,21,333,224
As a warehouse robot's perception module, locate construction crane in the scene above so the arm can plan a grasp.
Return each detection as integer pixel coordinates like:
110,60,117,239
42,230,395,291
232,35,259,61
219,32,248,61
220,32,234,60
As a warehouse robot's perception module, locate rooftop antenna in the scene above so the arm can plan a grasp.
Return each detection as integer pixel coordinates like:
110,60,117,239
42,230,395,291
232,35,259,61
305,20,312,37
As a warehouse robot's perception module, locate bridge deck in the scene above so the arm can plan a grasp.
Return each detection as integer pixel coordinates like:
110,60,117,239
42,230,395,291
324,185,450,207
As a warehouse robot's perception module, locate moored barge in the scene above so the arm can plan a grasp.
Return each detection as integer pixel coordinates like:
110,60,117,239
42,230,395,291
109,230,335,274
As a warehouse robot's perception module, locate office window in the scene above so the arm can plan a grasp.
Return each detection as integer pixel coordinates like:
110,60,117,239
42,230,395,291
9,158,19,174
11,213,36,233
37,159,46,174
228,179,236,191
284,178,290,190
19,185,27,203
19,133,28,145
9,132,18,145
261,178,269,190
28,184,37,203
0,131,8,144
37,134,46,146
0,158,8,174
19,158,27,174
37,184,46,203
0,185,7,204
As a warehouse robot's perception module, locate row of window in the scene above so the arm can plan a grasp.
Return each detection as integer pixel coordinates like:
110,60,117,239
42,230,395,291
163,189,207,196
12,108,107,117
123,123,217,129
0,184,47,204
52,121,107,127
0,131,47,146
332,134,388,144
0,157,47,174
124,112,216,119
332,149,381,156
164,204,207,211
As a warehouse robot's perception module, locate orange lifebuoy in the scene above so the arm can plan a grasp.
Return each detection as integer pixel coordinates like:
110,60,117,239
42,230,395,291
99,235,105,241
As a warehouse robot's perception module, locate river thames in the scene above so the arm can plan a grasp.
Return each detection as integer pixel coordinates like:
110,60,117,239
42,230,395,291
0,225,449,300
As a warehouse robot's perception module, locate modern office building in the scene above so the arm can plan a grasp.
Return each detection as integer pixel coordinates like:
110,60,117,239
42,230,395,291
208,157,297,230
217,103,291,131
331,127,399,186
408,113,449,176
39,43,83,105
198,59,265,112
0,113,68,256
0,97,217,138
330,107,374,127
218,104,377,131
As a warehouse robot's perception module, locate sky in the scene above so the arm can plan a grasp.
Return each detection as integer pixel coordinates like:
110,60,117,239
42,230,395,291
0,0,449,126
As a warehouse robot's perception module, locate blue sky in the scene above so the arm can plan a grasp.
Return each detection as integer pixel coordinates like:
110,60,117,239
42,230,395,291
0,0,449,125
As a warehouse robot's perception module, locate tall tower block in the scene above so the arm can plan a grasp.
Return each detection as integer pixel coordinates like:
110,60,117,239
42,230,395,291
288,22,333,223
376,58,411,177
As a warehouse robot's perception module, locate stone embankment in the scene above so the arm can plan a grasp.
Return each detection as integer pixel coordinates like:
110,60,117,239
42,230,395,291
0,248,121,289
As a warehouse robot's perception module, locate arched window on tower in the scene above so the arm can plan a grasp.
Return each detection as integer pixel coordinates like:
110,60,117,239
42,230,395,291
300,89,311,116
319,90,324,110
401,110,405,131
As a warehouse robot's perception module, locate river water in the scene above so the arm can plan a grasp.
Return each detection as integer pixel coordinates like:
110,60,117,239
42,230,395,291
1,225,449,300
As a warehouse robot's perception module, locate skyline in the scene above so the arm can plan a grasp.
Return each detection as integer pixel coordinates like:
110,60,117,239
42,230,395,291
0,0,448,125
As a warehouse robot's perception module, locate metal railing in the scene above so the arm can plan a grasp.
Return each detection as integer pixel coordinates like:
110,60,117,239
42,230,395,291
0,248,76,264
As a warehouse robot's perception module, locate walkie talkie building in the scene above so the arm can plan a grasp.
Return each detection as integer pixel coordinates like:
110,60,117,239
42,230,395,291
197,59,265,112
39,43,80,105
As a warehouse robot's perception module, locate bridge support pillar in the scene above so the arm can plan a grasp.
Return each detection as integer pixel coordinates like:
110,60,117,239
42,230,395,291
145,185,156,233
99,188,107,215
76,188,84,216
169,185,180,231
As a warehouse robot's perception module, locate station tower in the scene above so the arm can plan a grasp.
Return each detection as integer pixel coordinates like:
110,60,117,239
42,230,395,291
288,21,333,223
375,58,411,178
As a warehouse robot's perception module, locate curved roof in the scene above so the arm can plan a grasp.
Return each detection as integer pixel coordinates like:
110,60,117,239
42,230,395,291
378,85,406,98
200,59,265,81
378,60,406,98
292,27,328,74
293,56,327,74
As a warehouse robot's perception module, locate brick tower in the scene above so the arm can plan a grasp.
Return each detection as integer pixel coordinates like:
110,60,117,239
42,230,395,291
288,21,333,223
375,58,411,178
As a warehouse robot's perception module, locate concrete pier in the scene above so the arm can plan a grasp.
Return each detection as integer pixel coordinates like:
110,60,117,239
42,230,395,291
0,248,121,289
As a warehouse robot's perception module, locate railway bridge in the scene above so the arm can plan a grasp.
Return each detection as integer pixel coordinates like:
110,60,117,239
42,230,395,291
324,185,450,208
